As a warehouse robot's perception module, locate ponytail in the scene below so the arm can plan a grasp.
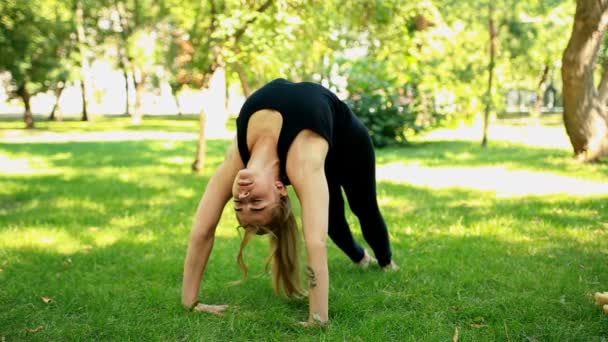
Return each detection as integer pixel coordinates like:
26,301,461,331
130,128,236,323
235,196,305,298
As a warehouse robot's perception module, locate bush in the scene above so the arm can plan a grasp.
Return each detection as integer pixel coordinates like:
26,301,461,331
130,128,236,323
343,59,445,147
346,92,408,147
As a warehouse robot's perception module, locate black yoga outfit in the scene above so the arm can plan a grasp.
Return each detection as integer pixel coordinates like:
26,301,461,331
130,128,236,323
236,78,392,267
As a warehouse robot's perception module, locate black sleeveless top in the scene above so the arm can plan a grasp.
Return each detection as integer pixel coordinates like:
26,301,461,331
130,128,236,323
236,78,351,185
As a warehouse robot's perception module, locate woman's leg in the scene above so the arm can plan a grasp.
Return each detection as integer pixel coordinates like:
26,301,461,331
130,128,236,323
327,181,366,263
338,117,393,267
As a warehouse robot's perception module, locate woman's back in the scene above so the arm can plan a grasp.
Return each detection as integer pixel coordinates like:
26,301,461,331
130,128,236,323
236,78,350,184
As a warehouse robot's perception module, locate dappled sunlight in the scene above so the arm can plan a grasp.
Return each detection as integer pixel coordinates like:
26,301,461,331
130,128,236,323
377,162,608,197
89,227,124,247
160,156,190,166
53,197,106,213
108,215,145,231
0,153,62,175
0,227,86,254
422,122,572,150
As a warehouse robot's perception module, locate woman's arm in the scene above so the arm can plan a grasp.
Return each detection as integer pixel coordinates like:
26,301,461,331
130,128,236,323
288,133,330,325
182,139,243,309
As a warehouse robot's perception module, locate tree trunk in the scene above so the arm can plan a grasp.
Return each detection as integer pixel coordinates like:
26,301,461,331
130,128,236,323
531,65,550,119
481,3,496,147
79,78,88,121
169,84,182,116
49,82,65,121
121,66,130,116
235,64,252,97
114,0,130,116
561,0,608,162
132,70,146,124
191,110,207,172
75,0,90,121
18,85,34,129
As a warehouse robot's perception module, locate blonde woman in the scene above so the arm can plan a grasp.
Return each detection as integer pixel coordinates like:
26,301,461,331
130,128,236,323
181,79,397,326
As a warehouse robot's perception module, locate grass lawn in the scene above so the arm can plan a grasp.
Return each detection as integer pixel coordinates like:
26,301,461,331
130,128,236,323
1,116,607,340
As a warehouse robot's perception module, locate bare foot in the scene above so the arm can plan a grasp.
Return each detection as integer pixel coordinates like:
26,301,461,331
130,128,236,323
381,261,400,272
595,292,608,306
357,250,377,269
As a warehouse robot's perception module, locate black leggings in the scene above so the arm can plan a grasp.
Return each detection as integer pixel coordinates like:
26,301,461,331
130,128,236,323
325,115,392,267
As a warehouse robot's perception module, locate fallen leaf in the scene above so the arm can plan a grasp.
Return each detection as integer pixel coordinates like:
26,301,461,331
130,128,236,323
27,326,43,334
41,296,53,304
453,326,459,342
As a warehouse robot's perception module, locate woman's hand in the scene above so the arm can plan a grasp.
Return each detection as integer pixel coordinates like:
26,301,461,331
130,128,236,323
191,303,230,316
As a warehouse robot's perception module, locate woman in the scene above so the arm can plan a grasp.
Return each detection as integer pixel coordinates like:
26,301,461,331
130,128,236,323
181,78,397,326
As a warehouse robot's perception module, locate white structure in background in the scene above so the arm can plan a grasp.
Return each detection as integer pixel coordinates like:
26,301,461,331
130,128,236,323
200,68,232,139
0,62,242,135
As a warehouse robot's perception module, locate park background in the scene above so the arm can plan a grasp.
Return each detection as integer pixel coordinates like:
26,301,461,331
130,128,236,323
1,0,607,340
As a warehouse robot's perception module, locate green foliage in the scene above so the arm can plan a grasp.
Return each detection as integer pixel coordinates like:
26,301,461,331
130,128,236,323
0,0,578,131
0,0,72,95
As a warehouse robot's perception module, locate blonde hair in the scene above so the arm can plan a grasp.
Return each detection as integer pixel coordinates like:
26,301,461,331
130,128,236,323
235,195,305,298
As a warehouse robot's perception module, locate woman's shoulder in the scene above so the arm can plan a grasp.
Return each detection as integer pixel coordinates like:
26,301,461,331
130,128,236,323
286,131,328,169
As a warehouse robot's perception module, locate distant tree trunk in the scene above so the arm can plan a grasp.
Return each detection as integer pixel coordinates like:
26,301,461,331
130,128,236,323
235,64,252,97
561,0,608,162
79,78,88,121
121,66,130,116
49,82,65,121
482,3,497,147
132,70,146,124
170,84,182,116
191,110,207,172
75,0,90,121
17,85,34,129
531,65,550,118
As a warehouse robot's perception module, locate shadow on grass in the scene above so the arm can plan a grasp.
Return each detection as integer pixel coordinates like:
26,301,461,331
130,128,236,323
1,220,606,340
0,139,230,169
1,135,607,339
0,115,202,133
376,182,608,233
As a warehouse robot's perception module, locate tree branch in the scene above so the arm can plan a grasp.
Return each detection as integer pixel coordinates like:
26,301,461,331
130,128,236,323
232,0,274,43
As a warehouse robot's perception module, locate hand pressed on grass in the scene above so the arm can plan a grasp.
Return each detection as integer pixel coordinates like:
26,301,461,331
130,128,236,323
192,303,229,317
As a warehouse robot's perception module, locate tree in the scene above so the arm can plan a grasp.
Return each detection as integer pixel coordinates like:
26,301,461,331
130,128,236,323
561,0,608,162
164,0,274,172
481,3,497,147
0,0,72,128
111,0,166,123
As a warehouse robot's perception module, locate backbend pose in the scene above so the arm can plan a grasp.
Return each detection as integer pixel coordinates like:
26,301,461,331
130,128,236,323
181,78,397,326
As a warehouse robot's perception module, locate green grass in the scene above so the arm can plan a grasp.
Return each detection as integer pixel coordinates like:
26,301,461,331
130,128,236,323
1,117,607,340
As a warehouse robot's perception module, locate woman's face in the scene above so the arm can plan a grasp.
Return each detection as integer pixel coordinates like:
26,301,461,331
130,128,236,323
232,168,286,226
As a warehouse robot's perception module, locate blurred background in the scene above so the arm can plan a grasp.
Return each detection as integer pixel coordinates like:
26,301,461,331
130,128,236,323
0,0,605,161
